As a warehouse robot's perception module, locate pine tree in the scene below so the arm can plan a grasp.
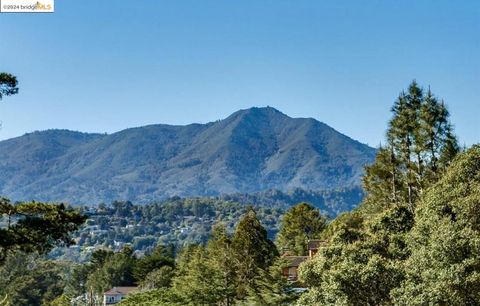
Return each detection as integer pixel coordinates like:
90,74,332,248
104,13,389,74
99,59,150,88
206,225,237,306
364,81,459,212
232,207,278,300
133,244,174,283
0,73,18,101
171,245,216,305
363,146,405,212
86,246,137,298
0,199,86,264
276,203,327,255
170,230,237,305
387,82,423,207
418,89,459,188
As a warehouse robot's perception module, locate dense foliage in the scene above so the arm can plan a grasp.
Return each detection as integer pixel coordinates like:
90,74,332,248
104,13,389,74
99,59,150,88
50,189,361,262
0,72,18,100
276,203,327,255
118,208,296,306
363,81,459,212
0,198,85,305
0,199,86,263
0,253,68,306
297,81,468,306
392,145,480,305
221,187,365,217
50,198,285,262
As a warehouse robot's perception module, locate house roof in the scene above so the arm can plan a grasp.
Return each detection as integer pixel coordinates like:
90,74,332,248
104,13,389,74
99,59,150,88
308,240,326,250
104,286,138,296
284,256,309,267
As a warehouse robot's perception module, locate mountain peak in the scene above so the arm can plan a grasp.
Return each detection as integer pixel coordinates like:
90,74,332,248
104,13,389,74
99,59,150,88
242,106,285,114
227,106,287,120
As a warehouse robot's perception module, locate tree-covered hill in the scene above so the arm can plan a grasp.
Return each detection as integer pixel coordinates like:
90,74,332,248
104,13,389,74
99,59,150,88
0,107,375,205
50,187,361,262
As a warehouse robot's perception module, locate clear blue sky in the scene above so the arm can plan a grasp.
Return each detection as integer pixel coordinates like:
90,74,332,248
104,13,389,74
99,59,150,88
0,0,478,146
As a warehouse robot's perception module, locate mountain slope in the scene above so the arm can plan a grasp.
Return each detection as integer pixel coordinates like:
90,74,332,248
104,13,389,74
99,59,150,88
0,107,375,204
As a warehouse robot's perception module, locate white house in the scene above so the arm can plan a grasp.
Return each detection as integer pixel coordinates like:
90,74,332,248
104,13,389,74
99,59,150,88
103,286,137,305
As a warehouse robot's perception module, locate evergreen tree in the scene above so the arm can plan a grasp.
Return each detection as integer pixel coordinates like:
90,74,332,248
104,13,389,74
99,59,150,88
246,256,300,306
133,244,174,283
0,253,68,306
0,73,18,101
364,81,459,212
297,204,414,306
392,145,480,305
276,202,327,255
387,82,423,208
118,288,182,306
363,146,405,211
172,226,238,305
206,225,237,306
86,246,137,299
48,294,70,306
232,207,278,300
0,199,86,264
140,266,174,290
171,245,216,305
418,89,459,187
298,81,460,305
170,210,292,305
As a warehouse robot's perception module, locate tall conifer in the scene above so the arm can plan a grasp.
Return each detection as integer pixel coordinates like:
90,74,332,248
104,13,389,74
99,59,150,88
232,207,278,300
364,81,459,212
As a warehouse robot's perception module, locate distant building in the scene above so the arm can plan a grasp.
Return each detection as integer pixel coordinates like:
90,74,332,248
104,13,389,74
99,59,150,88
282,256,309,281
307,239,325,258
103,286,137,305
282,239,327,282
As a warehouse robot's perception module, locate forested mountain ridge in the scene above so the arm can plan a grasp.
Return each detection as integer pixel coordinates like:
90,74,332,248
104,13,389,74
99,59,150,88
0,107,375,205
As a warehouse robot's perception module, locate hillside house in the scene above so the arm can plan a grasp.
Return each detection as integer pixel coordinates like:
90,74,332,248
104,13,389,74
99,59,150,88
308,239,325,258
103,286,137,305
282,256,309,281
282,240,326,281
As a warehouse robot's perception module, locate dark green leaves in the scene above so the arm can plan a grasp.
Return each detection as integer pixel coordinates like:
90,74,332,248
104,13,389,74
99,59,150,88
0,199,86,263
363,81,459,212
0,72,18,100
276,202,327,256
393,146,480,305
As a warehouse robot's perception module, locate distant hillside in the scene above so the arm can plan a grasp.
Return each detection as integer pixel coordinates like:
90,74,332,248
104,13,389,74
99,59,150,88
218,187,365,217
0,107,375,205
51,188,364,262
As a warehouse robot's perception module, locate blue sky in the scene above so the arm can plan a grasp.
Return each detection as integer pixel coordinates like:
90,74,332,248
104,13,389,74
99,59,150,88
0,0,478,146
